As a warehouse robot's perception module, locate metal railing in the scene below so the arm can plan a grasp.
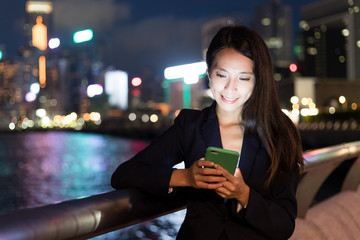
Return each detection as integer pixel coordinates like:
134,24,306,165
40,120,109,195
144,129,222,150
296,140,360,217
0,141,360,239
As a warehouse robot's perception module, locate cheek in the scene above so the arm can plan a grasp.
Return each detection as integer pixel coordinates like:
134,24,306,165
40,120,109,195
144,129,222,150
245,85,255,100
209,79,222,92
239,83,254,99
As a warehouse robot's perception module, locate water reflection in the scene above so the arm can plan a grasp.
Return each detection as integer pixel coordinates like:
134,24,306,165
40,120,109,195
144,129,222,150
0,131,185,239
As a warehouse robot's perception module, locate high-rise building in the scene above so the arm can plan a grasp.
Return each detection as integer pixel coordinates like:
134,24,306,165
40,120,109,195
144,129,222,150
23,0,66,117
251,0,293,70
24,0,53,48
250,0,294,108
298,0,360,81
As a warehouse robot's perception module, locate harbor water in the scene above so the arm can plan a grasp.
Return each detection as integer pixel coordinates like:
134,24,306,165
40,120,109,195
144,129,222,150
0,131,185,239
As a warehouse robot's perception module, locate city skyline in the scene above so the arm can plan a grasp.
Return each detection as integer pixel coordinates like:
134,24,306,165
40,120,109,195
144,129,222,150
0,0,359,133
1,0,318,76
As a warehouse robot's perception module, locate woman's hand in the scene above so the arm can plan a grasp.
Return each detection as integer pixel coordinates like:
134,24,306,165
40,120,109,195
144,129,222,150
185,158,226,189
214,165,250,207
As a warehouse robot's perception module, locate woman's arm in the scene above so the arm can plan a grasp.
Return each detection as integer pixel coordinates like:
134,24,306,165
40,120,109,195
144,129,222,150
111,114,186,196
238,170,298,240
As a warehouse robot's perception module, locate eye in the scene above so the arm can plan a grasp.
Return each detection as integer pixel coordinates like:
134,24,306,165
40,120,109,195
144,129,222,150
216,72,226,78
239,75,253,81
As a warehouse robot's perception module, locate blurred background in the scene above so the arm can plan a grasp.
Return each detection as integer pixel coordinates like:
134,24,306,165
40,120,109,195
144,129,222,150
0,0,359,239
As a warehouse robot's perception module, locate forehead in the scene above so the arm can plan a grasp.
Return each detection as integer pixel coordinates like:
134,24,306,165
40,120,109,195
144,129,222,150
211,48,254,72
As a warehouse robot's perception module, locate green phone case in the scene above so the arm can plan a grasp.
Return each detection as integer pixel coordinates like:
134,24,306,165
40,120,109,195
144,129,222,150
205,146,240,175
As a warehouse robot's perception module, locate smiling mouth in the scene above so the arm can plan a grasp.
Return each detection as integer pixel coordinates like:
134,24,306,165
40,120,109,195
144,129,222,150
221,95,238,104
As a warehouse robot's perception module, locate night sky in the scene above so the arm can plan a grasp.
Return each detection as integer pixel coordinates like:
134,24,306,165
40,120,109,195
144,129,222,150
0,0,319,76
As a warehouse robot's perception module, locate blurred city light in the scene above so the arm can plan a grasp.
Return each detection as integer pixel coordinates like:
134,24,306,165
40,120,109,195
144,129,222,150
141,114,149,123
132,88,140,97
299,20,310,31
351,103,357,110
274,73,282,81
87,84,103,98
131,77,142,87
0,50,2,60
73,29,93,44
301,97,309,105
39,56,46,88
128,113,136,121
183,72,199,84
69,112,77,121
261,18,271,26
30,83,40,94
150,114,158,123
164,61,207,84
25,92,37,102
105,70,128,110
36,108,46,118
341,28,350,37
289,63,298,72
90,112,101,122
9,122,15,130
329,107,336,114
32,16,47,51
26,1,53,14
48,38,60,49
83,113,90,121
290,96,299,104
339,96,346,104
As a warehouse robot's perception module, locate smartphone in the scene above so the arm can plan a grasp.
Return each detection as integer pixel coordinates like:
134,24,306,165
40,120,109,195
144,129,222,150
205,146,240,175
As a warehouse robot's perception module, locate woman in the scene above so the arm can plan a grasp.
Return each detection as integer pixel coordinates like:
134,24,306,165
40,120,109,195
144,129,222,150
111,26,303,240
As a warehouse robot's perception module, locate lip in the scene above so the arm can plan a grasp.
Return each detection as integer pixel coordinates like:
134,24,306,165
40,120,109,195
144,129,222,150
221,95,238,104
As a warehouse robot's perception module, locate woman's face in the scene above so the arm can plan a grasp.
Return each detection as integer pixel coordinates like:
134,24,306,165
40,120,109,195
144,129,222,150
209,48,255,116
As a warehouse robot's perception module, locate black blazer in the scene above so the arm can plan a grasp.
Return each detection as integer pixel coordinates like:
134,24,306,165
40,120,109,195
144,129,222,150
111,102,298,240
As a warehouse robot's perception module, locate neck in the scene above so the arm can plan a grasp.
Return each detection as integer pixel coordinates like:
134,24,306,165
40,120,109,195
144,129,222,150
216,106,242,126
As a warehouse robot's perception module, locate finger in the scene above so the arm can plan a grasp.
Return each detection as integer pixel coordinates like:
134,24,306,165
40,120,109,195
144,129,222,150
214,164,233,179
215,187,231,198
201,175,226,183
199,182,223,190
200,167,223,176
198,160,217,168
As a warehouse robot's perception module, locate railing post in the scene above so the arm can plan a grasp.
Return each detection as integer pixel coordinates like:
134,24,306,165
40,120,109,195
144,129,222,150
296,162,340,218
342,155,360,191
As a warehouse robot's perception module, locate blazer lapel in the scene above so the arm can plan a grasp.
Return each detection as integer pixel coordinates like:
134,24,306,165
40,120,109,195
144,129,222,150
239,133,261,182
200,102,222,149
200,102,261,183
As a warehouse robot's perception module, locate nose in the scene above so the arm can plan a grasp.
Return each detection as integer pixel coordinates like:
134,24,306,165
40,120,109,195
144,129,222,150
224,76,237,91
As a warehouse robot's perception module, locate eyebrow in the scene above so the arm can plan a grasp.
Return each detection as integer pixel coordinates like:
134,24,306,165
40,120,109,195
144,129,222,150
214,68,254,76
239,72,255,76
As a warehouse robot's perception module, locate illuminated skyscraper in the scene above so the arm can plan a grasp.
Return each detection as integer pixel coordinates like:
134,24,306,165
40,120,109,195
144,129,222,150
24,0,53,49
250,0,294,107
299,0,360,81
251,0,293,70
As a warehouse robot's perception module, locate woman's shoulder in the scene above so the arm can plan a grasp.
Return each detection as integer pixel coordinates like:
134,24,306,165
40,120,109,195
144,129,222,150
176,103,215,124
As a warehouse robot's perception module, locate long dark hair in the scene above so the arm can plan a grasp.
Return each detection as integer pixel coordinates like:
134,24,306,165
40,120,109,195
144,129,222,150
206,26,303,185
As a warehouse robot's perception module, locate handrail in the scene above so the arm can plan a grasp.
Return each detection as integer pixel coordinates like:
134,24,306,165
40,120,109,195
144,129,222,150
0,189,185,240
0,141,360,239
296,140,360,218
